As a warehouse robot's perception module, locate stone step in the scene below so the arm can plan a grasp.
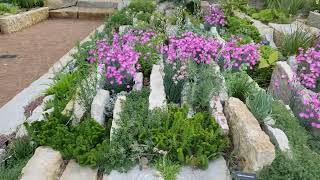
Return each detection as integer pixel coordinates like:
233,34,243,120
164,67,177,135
77,0,119,8
50,7,114,20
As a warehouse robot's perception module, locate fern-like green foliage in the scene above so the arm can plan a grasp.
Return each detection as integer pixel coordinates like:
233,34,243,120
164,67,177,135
186,61,218,112
225,71,255,102
26,117,106,167
246,90,273,123
151,105,229,169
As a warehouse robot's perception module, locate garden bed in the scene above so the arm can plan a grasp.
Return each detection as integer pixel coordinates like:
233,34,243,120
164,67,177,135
1,0,320,180
0,7,48,33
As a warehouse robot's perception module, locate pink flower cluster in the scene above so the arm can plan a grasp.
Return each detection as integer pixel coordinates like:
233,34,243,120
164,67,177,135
220,39,260,70
162,32,222,64
204,5,226,26
162,32,260,70
300,93,320,127
296,48,320,89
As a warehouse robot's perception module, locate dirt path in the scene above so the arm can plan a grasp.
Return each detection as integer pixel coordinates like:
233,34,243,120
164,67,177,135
0,19,102,108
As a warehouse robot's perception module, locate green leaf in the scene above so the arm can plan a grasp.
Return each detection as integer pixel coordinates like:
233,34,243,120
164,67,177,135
268,51,279,65
258,58,270,69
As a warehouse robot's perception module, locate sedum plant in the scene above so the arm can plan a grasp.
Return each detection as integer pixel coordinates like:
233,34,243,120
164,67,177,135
246,90,273,123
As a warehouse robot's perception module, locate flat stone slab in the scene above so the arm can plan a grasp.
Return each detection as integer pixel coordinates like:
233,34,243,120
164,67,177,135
78,7,114,20
0,7,49,34
78,0,119,8
103,166,162,180
44,0,77,10
60,160,98,180
20,146,63,180
91,89,110,125
224,97,275,172
149,65,166,110
50,7,78,19
50,7,114,20
177,157,231,180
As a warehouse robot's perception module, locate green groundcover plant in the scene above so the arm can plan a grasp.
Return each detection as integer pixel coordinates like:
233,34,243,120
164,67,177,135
0,137,36,180
258,101,320,179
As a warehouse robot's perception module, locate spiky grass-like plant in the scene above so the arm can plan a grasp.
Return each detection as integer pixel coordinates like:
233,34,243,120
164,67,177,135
246,90,273,123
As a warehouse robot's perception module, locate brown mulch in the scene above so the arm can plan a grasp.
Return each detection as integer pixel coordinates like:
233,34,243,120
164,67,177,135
0,19,102,108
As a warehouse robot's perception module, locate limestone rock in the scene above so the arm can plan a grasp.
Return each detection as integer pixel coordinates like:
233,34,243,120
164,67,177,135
62,98,86,124
27,95,54,123
91,89,110,125
0,7,48,34
210,96,229,135
60,160,98,180
133,72,143,91
224,97,275,172
103,166,163,180
110,95,126,140
269,61,295,105
269,62,320,124
44,0,77,10
16,124,28,138
265,125,292,158
20,146,63,180
177,157,231,180
308,11,320,29
149,65,167,110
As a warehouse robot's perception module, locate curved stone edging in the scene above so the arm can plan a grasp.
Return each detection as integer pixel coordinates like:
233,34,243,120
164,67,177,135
0,24,105,135
0,7,49,34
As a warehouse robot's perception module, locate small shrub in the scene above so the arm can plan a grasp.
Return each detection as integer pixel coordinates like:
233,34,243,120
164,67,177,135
128,0,156,13
0,3,18,15
246,90,273,123
252,9,289,23
225,16,261,43
105,9,133,33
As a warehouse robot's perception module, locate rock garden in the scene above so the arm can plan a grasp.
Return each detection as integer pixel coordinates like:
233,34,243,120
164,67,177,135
1,0,320,180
